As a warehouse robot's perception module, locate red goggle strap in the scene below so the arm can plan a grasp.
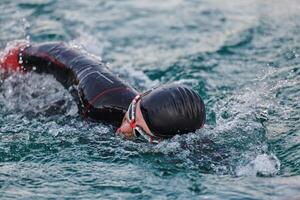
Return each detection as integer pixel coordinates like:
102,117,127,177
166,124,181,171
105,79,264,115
130,120,136,129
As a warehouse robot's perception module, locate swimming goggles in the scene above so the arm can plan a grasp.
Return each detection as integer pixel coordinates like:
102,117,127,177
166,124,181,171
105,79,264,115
127,94,159,144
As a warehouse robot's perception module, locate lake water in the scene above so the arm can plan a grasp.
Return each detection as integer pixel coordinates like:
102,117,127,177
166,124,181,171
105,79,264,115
0,0,300,199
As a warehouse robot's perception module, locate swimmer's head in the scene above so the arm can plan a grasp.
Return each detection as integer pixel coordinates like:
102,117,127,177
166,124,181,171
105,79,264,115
140,84,205,139
117,84,205,142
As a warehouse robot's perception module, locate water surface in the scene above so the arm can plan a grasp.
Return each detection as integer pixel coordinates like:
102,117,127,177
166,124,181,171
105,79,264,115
0,0,300,199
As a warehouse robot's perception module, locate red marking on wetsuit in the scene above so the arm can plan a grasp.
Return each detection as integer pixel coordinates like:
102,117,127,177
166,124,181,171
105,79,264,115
33,52,66,69
1,46,66,72
0,46,22,71
83,87,132,119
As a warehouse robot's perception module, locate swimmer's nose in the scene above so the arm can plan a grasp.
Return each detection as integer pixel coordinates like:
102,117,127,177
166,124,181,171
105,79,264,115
116,128,121,134
116,128,126,137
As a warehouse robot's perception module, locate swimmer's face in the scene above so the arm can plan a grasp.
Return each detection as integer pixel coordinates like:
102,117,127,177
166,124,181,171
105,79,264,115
117,99,153,140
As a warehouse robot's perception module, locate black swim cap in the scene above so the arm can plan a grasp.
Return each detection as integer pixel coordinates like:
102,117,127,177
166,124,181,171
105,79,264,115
140,84,205,139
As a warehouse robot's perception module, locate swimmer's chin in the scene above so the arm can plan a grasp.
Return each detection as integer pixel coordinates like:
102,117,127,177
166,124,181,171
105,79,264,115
115,129,135,140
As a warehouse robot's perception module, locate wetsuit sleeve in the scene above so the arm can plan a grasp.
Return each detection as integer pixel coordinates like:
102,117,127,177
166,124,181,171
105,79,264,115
22,43,82,89
19,42,137,123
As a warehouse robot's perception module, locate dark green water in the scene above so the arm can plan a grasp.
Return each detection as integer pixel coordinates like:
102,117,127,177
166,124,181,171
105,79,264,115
0,0,300,199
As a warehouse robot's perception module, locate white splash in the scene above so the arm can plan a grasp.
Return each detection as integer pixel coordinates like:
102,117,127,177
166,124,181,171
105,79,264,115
235,153,280,177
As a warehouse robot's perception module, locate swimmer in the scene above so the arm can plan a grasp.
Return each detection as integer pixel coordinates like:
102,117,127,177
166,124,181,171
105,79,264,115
0,42,205,143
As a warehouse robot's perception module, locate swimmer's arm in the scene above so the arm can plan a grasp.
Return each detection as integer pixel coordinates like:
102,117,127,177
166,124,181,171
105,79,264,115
0,42,99,115
0,42,77,88
22,42,80,89
2,42,105,88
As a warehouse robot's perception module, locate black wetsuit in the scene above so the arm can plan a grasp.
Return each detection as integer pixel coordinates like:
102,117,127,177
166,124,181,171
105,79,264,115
21,42,138,125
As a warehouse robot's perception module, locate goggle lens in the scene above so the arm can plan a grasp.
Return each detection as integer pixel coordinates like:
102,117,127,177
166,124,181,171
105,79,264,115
126,95,159,144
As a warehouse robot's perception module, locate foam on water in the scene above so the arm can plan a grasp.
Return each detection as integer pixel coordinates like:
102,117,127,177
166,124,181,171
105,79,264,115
236,153,280,177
